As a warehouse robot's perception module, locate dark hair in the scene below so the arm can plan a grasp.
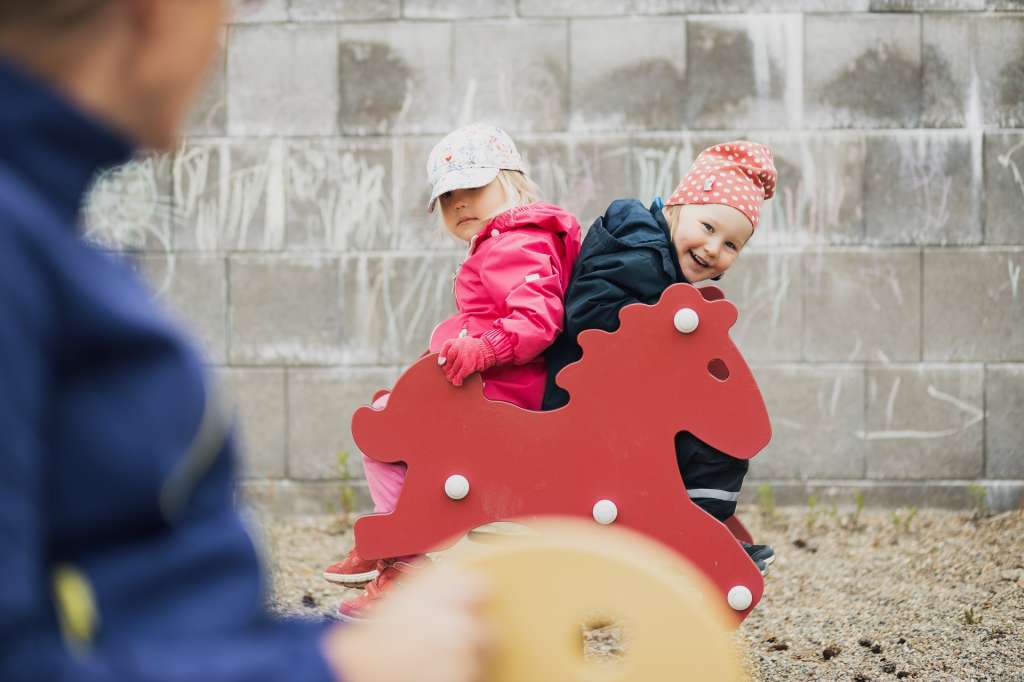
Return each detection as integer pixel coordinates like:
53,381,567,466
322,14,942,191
0,0,108,28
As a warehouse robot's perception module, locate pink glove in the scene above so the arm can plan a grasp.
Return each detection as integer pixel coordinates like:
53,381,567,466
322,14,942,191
438,336,497,387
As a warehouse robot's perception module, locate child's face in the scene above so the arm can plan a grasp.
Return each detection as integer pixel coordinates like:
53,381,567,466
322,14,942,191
670,203,754,283
438,179,508,242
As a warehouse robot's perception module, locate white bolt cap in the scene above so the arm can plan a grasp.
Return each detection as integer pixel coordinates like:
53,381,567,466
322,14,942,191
592,499,618,525
673,308,700,334
444,474,470,500
490,229,500,238
727,585,753,611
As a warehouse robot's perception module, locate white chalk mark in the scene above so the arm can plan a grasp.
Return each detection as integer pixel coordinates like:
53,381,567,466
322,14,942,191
996,139,1024,202
856,383,983,441
846,338,863,362
884,376,901,427
775,417,808,430
1008,259,1021,301
828,374,843,417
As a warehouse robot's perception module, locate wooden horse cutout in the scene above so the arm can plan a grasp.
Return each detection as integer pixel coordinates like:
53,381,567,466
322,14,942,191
352,282,772,622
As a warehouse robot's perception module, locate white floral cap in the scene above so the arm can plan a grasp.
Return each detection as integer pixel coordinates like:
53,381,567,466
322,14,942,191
426,123,524,212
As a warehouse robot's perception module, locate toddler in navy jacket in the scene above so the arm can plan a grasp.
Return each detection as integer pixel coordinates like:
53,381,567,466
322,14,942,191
543,141,778,572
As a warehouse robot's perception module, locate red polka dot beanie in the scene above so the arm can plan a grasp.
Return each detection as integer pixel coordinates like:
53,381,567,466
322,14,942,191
665,141,777,230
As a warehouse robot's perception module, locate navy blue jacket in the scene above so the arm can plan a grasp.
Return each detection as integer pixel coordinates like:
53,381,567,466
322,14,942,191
0,59,334,681
542,198,685,410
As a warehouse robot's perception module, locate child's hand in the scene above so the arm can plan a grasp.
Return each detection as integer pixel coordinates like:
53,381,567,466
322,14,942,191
438,337,497,386
322,564,492,682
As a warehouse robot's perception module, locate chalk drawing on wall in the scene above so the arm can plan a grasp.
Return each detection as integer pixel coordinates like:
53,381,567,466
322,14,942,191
173,140,286,252
83,155,176,293
857,382,983,441
287,141,390,251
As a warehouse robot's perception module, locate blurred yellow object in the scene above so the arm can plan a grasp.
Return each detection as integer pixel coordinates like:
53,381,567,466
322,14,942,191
446,518,747,682
52,564,99,651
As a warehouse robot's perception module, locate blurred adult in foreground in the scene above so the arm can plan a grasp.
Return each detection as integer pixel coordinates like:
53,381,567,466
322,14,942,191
0,2,489,680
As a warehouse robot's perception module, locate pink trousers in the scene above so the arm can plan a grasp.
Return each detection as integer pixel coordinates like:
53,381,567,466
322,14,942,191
361,393,406,514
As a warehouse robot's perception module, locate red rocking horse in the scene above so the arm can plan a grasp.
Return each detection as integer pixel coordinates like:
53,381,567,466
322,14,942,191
352,282,772,622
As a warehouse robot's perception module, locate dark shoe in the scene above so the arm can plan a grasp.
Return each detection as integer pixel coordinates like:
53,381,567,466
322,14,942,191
742,542,775,574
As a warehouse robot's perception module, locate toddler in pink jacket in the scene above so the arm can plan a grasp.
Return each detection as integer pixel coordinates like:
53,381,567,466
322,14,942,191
327,123,581,621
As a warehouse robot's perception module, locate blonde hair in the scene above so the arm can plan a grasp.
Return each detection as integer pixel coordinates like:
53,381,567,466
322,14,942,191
663,203,682,238
436,169,543,232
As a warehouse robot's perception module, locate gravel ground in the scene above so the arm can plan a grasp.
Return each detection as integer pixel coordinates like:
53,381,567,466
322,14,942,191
256,506,1024,681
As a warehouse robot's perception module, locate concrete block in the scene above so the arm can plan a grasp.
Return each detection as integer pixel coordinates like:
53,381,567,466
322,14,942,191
754,132,866,246
923,249,1024,362
172,140,287,251
393,136,466,251
285,138,393,251
229,0,287,23
216,368,286,478
227,24,337,136
229,255,343,365
138,255,228,364
290,0,399,20
453,21,569,133
805,14,921,129
338,22,453,135
716,251,804,363
83,154,175,252
984,132,1024,245
186,35,226,136
985,364,1024,478
864,365,985,479
923,16,1024,128
748,365,866,479
287,368,401,480
975,17,1024,128
403,0,514,18
569,17,686,132
519,135,633,228
339,253,460,365
804,250,922,363
863,131,982,245
683,15,801,130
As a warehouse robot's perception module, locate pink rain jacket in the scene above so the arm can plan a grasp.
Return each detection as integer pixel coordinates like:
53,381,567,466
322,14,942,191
429,203,582,409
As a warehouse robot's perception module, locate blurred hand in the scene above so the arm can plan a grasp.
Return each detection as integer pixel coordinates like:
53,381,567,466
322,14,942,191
322,563,492,682
438,337,497,387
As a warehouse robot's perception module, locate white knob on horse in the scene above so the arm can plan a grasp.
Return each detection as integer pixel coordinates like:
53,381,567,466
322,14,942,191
592,499,618,525
727,585,753,611
674,307,700,334
444,474,470,500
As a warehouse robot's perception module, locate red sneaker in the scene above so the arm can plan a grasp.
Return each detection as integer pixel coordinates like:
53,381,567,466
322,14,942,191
323,547,379,586
336,557,423,622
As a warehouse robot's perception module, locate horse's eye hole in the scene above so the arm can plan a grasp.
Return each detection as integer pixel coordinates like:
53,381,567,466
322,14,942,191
708,358,729,381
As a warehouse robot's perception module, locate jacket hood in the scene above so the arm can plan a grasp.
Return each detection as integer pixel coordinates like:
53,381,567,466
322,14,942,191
588,199,685,284
473,202,582,257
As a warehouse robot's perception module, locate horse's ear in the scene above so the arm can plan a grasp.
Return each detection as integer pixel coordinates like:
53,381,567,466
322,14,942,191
711,299,739,330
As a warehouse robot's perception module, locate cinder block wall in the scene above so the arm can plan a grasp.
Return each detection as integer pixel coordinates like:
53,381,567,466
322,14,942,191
84,0,1024,513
